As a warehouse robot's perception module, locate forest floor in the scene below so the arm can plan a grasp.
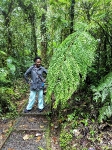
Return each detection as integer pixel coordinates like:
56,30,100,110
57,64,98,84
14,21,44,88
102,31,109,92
0,96,112,150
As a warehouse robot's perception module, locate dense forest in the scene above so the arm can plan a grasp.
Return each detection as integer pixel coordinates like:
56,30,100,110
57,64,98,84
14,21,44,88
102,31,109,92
0,0,112,149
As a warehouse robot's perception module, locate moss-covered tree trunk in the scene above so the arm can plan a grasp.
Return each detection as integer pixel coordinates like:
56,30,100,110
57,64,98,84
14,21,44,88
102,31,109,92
40,0,47,65
2,0,14,55
29,11,37,57
17,0,37,58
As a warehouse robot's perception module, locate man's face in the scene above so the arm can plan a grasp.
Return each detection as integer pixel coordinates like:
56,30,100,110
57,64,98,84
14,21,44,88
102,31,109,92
35,59,41,67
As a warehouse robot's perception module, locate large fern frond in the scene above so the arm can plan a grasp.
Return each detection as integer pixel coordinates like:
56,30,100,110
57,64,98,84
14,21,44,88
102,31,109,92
46,31,97,108
92,72,112,122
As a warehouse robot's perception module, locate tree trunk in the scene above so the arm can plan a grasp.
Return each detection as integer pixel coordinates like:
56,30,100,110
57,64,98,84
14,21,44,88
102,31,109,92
2,0,14,55
40,0,47,65
17,0,37,58
70,0,75,34
30,12,37,57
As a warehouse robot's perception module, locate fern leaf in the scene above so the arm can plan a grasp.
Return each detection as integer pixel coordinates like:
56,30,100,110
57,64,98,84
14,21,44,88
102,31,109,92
99,103,112,122
92,72,112,122
46,31,97,108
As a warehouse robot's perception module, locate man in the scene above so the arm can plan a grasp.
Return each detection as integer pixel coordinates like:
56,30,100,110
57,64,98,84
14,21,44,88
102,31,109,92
24,56,47,113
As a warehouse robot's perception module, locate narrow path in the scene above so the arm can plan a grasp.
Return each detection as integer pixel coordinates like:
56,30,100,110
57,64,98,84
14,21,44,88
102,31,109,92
1,104,51,150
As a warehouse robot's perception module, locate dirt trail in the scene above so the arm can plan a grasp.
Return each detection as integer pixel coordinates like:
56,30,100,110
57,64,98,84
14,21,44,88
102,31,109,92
1,104,51,150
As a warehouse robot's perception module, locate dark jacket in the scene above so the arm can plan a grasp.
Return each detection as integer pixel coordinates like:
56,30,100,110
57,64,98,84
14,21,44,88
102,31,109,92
24,65,47,91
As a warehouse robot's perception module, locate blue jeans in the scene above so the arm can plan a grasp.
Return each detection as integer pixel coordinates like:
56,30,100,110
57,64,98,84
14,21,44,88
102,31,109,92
26,89,44,110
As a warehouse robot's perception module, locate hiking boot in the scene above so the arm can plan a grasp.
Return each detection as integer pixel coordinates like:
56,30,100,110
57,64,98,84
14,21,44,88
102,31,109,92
38,108,44,112
24,109,31,113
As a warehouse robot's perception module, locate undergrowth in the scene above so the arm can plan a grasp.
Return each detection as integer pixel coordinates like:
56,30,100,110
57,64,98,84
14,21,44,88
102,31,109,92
0,78,28,119
92,72,112,122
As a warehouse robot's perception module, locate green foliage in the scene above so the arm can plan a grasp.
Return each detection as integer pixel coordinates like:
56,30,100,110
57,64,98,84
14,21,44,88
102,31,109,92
38,147,44,150
0,0,111,126
0,68,9,83
59,130,72,150
0,57,17,87
92,72,112,122
0,50,7,56
0,78,28,118
46,31,97,108
6,57,16,75
0,87,17,118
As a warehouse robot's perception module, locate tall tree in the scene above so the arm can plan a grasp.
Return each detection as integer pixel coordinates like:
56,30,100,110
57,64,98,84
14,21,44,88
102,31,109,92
40,0,47,64
17,0,37,57
1,0,14,55
70,0,75,34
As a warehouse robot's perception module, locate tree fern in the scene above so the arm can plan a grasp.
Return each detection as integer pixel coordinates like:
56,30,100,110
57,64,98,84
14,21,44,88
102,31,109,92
92,72,112,122
46,31,97,109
